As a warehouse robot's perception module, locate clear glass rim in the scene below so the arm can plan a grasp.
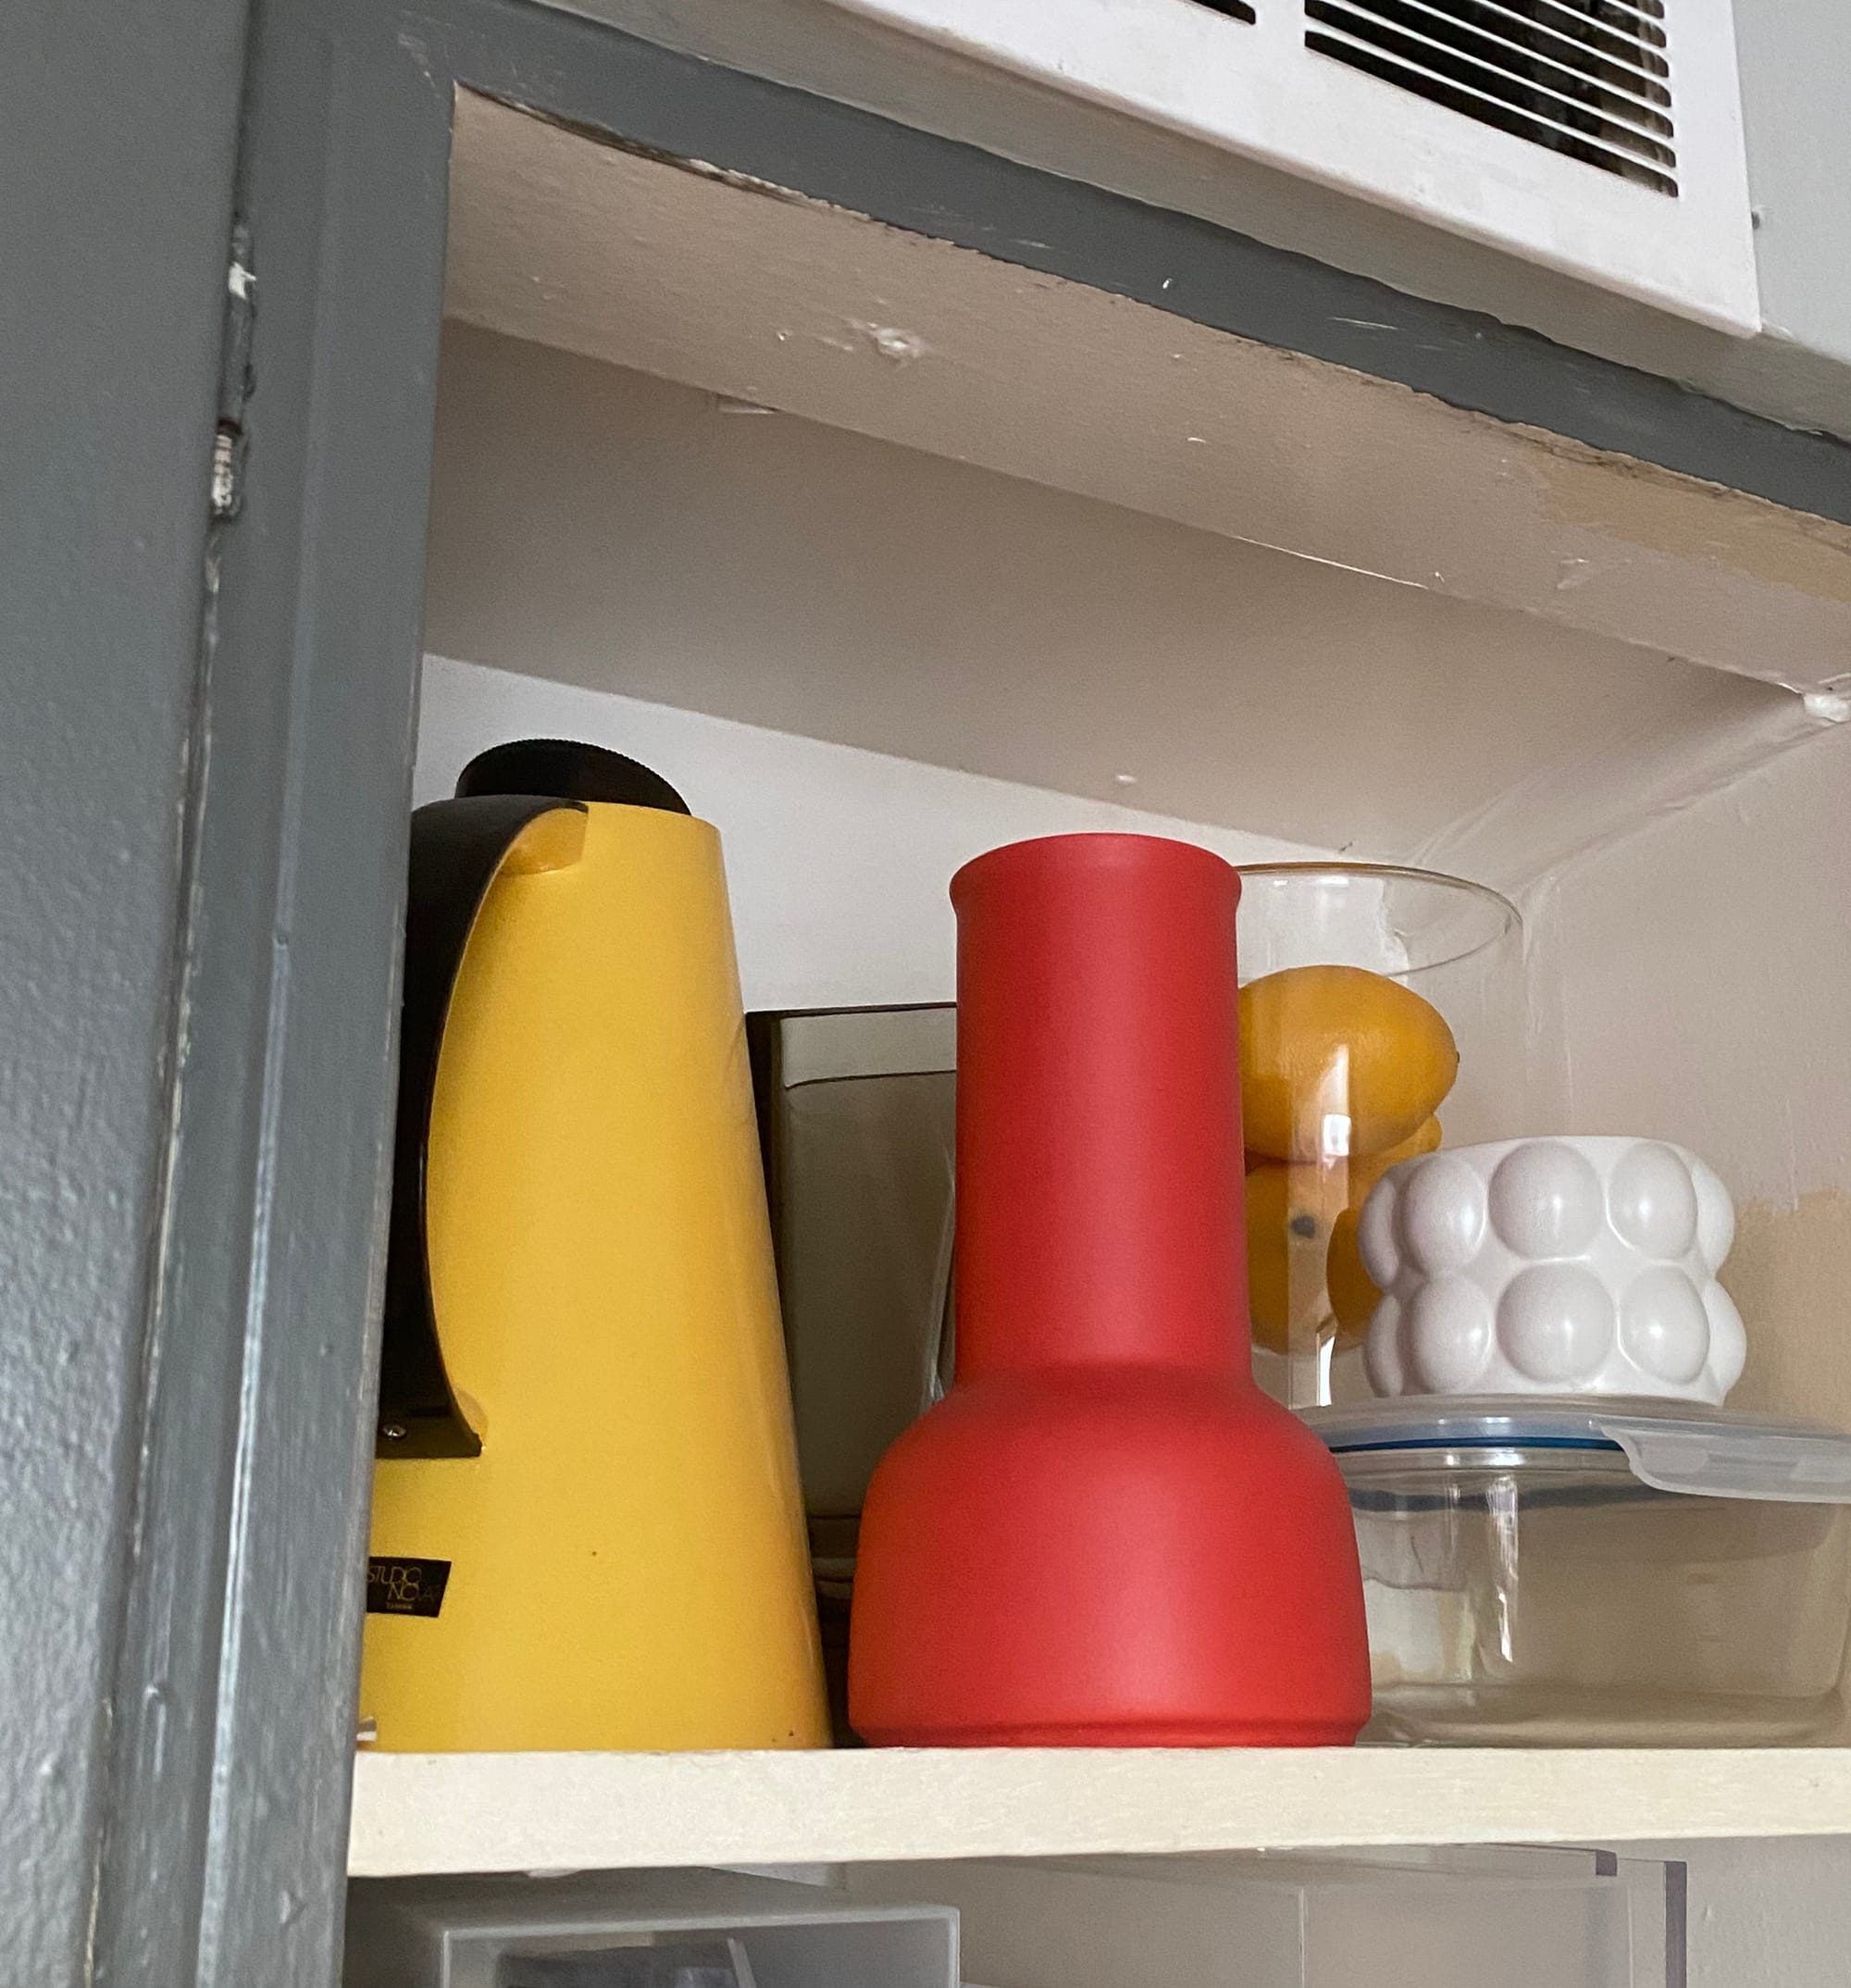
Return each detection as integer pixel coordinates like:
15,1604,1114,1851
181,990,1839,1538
1234,861,1520,975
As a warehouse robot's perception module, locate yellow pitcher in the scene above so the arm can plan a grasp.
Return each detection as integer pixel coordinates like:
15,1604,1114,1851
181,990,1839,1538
360,739,827,1752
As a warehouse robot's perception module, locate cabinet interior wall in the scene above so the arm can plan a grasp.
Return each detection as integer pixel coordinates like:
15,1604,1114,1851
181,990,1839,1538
1534,722,1851,1435
419,310,1851,1458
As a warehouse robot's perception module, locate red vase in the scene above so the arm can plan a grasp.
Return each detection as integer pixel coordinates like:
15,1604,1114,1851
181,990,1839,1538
849,834,1370,1746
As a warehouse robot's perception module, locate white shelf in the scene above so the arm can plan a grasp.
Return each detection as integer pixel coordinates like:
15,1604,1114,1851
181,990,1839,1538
349,1746,1851,1875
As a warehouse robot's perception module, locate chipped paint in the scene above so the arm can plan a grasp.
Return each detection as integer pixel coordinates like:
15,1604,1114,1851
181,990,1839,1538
1528,423,1851,606
853,321,928,363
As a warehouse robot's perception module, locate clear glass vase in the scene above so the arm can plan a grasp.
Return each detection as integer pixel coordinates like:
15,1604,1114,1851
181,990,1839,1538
1235,863,1522,1409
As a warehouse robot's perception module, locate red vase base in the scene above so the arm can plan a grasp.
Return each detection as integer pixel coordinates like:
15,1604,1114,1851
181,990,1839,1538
854,1718,1364,1747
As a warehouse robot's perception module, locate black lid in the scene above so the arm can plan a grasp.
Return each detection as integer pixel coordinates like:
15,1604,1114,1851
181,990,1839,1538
455,738,689,814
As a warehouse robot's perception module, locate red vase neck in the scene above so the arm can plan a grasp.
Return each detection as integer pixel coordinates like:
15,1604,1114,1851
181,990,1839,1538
950,834,1253,1380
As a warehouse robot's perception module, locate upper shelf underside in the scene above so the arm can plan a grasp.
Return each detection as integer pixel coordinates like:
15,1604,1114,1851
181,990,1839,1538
426,328,1807,886
445,92,1851,697
432,93,1851,886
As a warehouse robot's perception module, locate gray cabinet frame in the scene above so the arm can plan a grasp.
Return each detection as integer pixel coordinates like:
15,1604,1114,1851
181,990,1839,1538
8,0,1851,1982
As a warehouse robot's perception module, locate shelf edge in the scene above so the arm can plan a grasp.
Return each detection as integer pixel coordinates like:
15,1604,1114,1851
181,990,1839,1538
349,1746,1851,1875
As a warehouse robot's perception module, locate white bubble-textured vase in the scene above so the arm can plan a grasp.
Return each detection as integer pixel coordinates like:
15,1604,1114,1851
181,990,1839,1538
1360,1137,1745,1404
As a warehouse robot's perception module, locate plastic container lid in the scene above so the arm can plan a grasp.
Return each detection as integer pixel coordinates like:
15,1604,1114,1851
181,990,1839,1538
1303,1396,1851,1504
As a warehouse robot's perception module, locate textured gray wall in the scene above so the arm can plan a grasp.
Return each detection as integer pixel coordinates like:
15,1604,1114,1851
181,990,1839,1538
0,0,246,1976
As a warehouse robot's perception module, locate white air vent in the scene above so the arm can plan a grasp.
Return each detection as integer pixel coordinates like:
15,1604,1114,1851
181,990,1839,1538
822,0,1758,332
1305,0,1677,194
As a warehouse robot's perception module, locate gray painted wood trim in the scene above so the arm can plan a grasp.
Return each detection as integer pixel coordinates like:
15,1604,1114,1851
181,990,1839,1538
0,1,248,1982
81,5,455,1983
187,31,451,1973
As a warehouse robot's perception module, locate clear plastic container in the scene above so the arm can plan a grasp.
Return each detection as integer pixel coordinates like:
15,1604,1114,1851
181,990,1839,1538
748,1003,957,1741
1235,864,1523,1407
851,1845,1683,1988
345,1870,959,1988
748,1004,956,1579
1308,1397,1851,1745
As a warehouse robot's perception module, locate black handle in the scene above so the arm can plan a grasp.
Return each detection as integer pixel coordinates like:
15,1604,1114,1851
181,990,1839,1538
377,795,588,1458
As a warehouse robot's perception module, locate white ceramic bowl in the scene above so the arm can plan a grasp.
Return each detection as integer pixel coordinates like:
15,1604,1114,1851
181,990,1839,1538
1360,1136,1745,1405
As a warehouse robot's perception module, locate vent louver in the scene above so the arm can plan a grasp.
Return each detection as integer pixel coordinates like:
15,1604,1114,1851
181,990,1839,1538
1306,0,1678,195
821,0,1756,330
